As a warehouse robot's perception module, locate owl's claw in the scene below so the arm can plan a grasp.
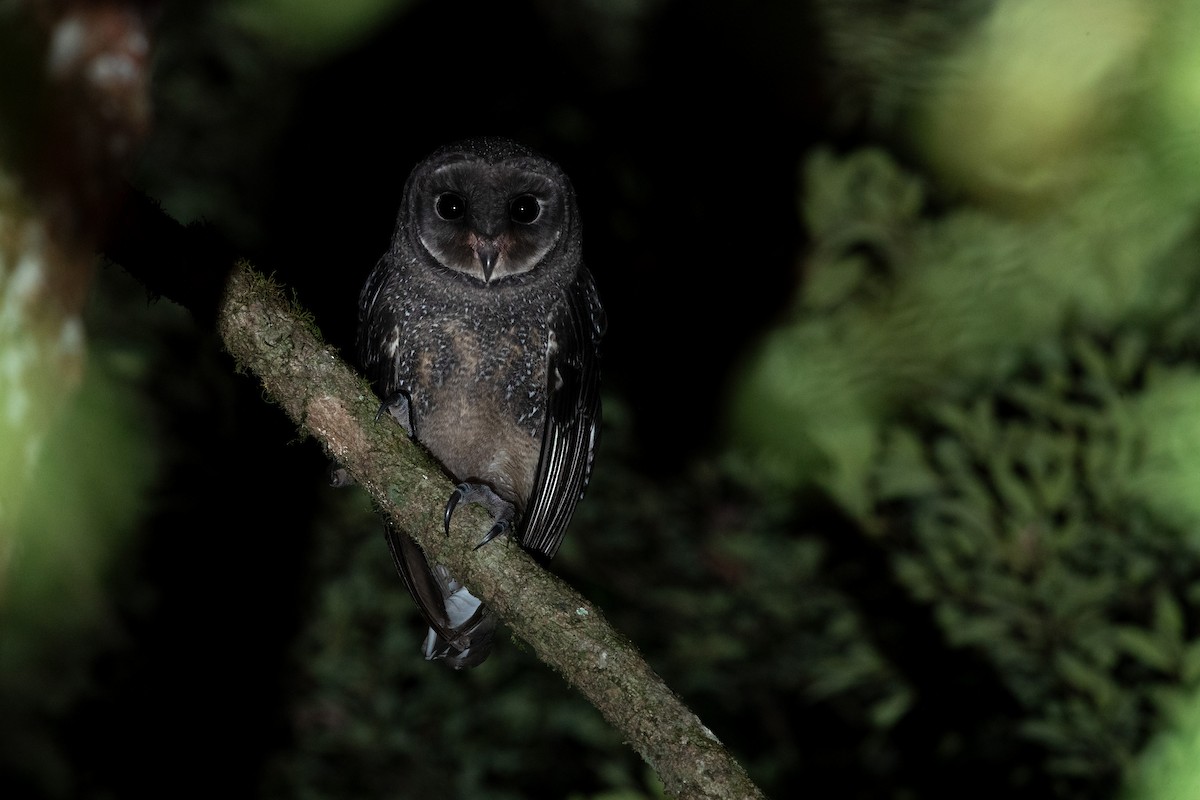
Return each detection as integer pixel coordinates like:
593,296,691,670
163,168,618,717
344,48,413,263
376,391,414,436
444,482,514,548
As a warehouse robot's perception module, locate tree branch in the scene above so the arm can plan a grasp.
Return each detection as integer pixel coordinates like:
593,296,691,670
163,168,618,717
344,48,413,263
107,196,766,799
219,263,763,800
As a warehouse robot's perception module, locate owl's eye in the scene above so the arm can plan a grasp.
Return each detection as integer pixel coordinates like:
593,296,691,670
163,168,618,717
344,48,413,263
509,194,541,224
435,192,466,221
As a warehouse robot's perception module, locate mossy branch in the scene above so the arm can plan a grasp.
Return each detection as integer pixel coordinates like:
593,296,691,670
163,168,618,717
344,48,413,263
107,193,766,800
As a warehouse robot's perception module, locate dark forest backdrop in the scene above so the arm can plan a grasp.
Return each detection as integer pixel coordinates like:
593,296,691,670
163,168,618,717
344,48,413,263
3,1,1200,798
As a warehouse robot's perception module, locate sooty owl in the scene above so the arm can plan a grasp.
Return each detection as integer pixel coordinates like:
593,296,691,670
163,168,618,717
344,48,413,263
358,137,606,668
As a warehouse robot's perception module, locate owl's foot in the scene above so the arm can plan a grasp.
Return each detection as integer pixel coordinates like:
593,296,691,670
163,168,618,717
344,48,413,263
444,482,515,549
376,391,414,436
328,463,354,487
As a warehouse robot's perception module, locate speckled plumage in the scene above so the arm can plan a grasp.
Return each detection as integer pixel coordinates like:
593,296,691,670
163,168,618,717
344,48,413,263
358,137,605,668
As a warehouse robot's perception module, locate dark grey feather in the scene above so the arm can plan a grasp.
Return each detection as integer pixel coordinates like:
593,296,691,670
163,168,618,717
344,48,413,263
518,268,606,559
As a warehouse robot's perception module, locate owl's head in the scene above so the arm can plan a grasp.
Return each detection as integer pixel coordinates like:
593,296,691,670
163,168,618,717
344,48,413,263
401,138,580,285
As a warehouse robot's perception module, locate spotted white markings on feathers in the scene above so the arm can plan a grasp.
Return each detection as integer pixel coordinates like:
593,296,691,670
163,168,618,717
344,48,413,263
384,325,401,359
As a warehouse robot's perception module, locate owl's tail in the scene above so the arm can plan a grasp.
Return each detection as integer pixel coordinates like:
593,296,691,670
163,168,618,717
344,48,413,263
384,522,497,669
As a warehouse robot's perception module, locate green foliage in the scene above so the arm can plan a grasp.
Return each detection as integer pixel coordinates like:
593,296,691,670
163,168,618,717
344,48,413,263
727,146,1200,515
725,87,1200,794
1137,0,1200,198
871,333,1200,784
1121,683,1200,800
1126,367,1200,533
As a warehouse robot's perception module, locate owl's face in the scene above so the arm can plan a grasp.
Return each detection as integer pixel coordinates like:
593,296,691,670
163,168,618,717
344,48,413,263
409,153,569,284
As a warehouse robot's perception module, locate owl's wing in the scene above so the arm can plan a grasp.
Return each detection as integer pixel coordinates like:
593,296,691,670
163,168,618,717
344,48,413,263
356,257,393,387
518,267,606,560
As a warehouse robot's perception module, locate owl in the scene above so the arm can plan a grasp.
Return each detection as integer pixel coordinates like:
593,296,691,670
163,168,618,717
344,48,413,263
357,137,606,668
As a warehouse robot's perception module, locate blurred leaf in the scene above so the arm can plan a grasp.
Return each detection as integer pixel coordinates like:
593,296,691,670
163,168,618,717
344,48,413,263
1114,627,1177,675
228,0,414,62
1121,682,1200,800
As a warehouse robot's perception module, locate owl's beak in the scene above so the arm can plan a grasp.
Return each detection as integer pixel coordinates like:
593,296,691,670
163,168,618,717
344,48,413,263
476,240,500,282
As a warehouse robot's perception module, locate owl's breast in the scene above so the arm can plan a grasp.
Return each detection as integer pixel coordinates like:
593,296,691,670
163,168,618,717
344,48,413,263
397,305,550,507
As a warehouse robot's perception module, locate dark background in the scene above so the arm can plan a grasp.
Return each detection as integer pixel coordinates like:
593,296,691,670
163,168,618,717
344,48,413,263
5,1,1197,799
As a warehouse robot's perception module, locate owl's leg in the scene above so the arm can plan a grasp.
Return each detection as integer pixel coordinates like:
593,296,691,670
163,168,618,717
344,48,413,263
444,482,515,549
376,391,415,437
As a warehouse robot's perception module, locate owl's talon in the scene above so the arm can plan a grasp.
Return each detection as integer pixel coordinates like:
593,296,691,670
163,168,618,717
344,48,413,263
473,523,509,550
443,486,463,535
376,391,414,436
444,482,515,546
